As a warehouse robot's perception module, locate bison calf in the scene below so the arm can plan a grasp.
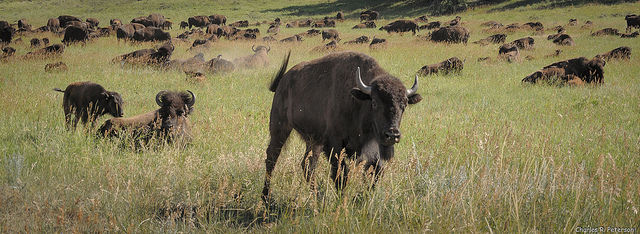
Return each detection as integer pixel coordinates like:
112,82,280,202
99,90,195,143
53,81,124,129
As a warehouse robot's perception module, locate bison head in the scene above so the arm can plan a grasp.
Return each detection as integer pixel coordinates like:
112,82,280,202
252,44,271,53
155,90,196,136
351,67,422,151
104,91,124,117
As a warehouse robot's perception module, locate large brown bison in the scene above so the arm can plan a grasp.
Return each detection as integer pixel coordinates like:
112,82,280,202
188,16,210,29
233,45,271,68
543,57,605,84
321,29,340,42
148,13,166,28
47,18,61,32
209,15,227,26
594,46,632,61
417,57,464,76
262,51,422,203
625,14,640,32
430,26,470,44
0,26,16,44
473,34,506,45
379,20,419,35
62,26,89,45
132,27,171,42
116,23,145,41
53,81,124,129
98,90,195,143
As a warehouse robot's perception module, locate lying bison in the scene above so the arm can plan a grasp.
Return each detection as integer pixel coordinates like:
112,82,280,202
417,57,464,76
591,28,620,36
543,57,605,84
553,34,575,46
233,45,271,68
429,26,470,44
321,29,340,42
594,46,632,61
473,34,506,45
99,90,195,143
53,81,124,129
344,35,369,44
23,44,65,59
262,51,422,203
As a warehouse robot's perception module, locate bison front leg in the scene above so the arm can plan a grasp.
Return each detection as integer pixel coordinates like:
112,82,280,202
328,148,350,193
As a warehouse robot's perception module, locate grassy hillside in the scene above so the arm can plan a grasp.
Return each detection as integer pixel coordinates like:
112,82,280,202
1,0,640,232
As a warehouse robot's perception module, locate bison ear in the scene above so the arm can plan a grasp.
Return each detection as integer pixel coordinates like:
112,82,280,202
408,93,422,104
350,88,371,101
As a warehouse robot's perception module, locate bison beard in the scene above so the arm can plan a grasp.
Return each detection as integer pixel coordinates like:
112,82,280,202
262,51,422,203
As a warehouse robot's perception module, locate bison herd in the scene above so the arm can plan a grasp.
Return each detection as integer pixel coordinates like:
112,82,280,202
1,10,637,201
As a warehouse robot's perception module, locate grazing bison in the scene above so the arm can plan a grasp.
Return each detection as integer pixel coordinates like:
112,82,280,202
0,26,16,44
131,16,154,27
1,46,16,60
132,27,171,42
262,50,422,203
53,81,123,129
321,29,340,42
62,26,89,45
209,15,227,26
344,35,369,44
98,90,195,143
47,18,61,32
24,44,65,59
45,61,68,72
148,13,166,28
543,57,605,84
233,45,271,68
116,23,145,41
179,21,188,29
553,34,575,46
429,26,470,44
86,18,100,28
591,28,620,36
188,16,210,29
17,18,30,30
626,14,640,32
473,34,506,45
379,20,419,35
621,31,639,38
594,46,632,61
417,57,464,76
30,38,43,47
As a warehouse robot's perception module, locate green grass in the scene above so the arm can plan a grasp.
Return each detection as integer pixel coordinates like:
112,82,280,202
2,0,640,232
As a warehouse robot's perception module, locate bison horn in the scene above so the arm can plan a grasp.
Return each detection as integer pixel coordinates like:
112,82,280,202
407,75,419,96
252,45,257,52
267,45,271,52
356,67,372,95
186,90,196,107
156,90,167,107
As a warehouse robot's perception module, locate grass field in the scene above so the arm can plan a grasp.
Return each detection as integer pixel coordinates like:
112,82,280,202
1,0,640,232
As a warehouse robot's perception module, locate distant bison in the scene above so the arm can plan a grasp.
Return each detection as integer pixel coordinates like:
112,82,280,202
473,34,506,45
508,37,535,50
591,28,620,36
262,50,421,203
498,43,520,62
321,29,340,42
352,21,376,29
429,26,470,44
521,67,567,83
53,81,123,129
132,27,171,42
625,14,640,32
543,57,605,84
233,45,271,68
417,57,464,76
24,44,65,59
116,23,145,41
594,46,631,61
420,21,441,30
58,15,82,27
47,18,61,32
553,34,575,46
62,26,89,45
98,90,195,143
280,34,303,42
188,16,210,29
343,35,369,44
379,20,419,35
45,61,68,72
360,10,379,21
209,15,227,26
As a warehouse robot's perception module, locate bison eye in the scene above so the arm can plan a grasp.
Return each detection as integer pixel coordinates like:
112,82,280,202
176,110,184,116
371,100,378,108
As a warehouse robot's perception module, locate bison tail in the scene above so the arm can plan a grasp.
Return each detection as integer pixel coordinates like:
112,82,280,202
269,50,291,92
53,88,64,93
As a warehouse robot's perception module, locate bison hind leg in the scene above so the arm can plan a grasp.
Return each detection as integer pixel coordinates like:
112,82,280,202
301,143,322,192
262,122,293,204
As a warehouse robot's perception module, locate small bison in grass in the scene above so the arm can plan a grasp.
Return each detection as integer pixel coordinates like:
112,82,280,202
417,57,464,76
99,90,196,144
53,81,124,129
